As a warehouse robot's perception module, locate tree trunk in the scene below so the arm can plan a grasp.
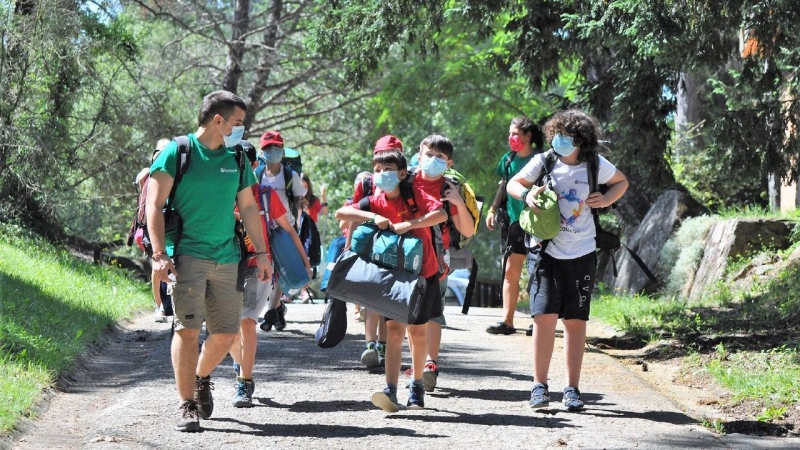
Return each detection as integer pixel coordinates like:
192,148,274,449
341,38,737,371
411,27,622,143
242,0,283,133
221,0,250,94
674,71,710,157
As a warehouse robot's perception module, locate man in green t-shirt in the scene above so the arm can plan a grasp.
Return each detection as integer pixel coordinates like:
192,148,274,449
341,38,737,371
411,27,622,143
146,90,272,433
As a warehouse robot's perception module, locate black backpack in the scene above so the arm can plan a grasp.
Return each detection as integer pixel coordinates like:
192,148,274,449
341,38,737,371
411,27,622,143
297,211,322,277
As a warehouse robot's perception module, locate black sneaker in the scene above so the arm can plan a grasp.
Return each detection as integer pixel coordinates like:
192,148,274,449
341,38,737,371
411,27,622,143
261,308,277,331
422,360,439,393
526,324,533,336
175,400,200,432
486,321,515,335
274,302,287,331
194,376,214,419
563,386,585,411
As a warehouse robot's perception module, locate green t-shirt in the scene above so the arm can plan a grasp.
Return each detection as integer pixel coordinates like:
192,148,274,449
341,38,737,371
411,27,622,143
495,151,535,222
150,133,257,264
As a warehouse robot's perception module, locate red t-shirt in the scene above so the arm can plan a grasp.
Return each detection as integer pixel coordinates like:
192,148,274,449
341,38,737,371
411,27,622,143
306,197,323,222
361,185,443,279
412,171,458,250
246,185,287,267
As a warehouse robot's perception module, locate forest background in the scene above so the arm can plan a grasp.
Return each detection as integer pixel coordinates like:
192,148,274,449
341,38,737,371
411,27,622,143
3,0,800,270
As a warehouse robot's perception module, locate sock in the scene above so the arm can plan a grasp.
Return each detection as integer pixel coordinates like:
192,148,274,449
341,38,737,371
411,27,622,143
411,379,424,388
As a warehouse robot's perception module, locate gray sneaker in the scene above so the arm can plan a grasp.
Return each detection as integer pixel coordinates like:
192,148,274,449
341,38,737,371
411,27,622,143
563,386,585,411
232,377,254,408
360,341,379,368
175,400,200,432
529,382,550,409
194,376,214,419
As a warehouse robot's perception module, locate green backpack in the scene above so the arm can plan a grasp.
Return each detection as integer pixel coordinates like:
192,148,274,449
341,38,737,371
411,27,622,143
518,150,561,240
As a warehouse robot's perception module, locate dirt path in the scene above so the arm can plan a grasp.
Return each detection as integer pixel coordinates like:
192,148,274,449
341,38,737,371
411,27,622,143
8,304,798,449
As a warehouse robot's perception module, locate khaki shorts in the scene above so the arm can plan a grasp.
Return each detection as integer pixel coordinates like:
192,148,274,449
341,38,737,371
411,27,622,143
242,268,273,322
172,255,242,334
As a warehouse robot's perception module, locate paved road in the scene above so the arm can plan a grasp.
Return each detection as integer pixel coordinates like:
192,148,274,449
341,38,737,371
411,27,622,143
9,304,798,449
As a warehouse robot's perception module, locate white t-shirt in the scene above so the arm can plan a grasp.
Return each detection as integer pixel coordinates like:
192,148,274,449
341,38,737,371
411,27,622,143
260,166,307,225
516,153,617,259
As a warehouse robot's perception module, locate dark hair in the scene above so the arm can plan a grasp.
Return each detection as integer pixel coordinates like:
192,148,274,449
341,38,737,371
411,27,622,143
420,134,454,159
542,109,603,163
302,173,318,204
197,90,247,126
372,150,407,171
511,116,544,150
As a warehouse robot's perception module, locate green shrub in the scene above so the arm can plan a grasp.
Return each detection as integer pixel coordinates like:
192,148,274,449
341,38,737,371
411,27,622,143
658,215,717,298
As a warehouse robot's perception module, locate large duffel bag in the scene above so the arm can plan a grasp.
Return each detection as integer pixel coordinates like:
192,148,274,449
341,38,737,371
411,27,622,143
350,223,423,275
326,249,427,324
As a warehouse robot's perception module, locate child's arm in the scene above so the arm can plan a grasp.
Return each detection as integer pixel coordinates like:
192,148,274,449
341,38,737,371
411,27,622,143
587,169,628,209
507,173,547,213
274,212,313,280
442,181,475,238
335,205,392,230
391,208,447,235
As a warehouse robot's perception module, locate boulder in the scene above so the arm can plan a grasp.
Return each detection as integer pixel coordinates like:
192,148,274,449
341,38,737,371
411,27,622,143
599,190,705,294
688,219,796,300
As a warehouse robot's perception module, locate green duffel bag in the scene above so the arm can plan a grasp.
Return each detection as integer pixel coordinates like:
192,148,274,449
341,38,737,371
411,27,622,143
519,189,561,240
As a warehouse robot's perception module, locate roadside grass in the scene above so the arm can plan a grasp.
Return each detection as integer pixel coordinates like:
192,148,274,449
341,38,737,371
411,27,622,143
0,225,150,434
593,264,800,426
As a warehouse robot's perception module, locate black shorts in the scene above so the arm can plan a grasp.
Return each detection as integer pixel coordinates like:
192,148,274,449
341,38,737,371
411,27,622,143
385,275,442,326
501,220,527,255
529,251,596,321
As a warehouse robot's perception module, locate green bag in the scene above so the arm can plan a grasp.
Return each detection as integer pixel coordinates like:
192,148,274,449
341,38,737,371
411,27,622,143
519,189,561,240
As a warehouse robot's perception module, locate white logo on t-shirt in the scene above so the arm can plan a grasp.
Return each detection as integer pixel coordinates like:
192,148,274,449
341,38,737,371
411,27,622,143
220,168,237,173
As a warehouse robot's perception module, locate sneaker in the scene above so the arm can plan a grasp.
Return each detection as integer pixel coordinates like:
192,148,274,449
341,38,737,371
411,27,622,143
563,386,585,411
232,362,241,377
232,377,254,408
407,382,425,409
175,400,200,432
422,360,439,393
375,342,386,368
529,382,550,409
194,376,214,419
486,321,515,335
274,302,287,331
299,289,312,304
358,307,366,322
371,387,402,413
260,308,276,331
154,305,167,323
360,341,380,368
526,324,533,336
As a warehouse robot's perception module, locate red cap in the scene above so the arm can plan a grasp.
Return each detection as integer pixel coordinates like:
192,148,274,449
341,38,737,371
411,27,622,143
260,131,284,149
373,135,403,153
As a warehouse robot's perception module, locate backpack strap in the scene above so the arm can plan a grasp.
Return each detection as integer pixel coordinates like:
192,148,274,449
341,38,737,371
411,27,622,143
283,165,293,192
361,176,373,197
167,135,191,206
502,152,516,182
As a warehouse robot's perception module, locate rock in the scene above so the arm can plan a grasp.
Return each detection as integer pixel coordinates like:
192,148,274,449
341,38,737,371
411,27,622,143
599,190,705,294
688,219,796,300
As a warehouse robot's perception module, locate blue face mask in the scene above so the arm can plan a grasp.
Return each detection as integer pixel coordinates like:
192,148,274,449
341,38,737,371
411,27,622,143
420,155,448,177
552,133,577,156
263,148,283,164
373,170,400,192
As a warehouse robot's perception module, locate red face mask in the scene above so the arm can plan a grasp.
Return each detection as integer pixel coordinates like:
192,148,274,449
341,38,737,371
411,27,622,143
508,135,525,152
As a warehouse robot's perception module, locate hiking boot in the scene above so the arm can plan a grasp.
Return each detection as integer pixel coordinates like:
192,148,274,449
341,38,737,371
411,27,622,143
371,387,402,413
376,342,386,368
274,302,287,331
407,382,425,409
194,376,214,419
529,382,550,409
232,377,254,408
422,360,439,392
486,321,515,335
360,341,379,368
563,386,585,412
175,400,200,432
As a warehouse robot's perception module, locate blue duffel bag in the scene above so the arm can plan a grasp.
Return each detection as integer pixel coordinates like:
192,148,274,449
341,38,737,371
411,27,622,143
257,187,309,294
350,223,423,275
326,249,427,324
321,235,346,292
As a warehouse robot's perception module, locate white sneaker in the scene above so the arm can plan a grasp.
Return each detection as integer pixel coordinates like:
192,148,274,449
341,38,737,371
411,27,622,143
154,305,167,323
